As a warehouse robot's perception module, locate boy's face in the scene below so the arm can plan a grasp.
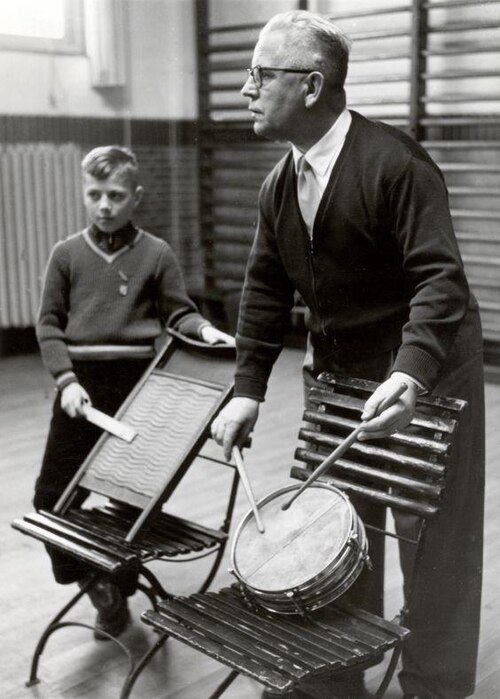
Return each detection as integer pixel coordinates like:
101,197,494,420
82,170,143,234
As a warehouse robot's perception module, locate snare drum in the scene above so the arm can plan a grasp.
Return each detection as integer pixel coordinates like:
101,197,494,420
230,482,368,614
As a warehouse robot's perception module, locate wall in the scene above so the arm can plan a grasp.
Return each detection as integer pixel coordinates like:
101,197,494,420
0,0,198,120
0,0,203,334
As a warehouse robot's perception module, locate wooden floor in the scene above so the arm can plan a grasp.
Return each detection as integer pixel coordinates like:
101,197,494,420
1,348,499,699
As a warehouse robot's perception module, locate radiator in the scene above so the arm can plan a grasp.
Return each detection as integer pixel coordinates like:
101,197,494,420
0,143,86,328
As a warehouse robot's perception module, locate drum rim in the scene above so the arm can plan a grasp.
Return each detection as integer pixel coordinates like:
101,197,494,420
231,482,357,594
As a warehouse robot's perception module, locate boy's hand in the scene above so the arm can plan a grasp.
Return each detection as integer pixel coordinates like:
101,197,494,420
61,383,91,418
200,325,236,347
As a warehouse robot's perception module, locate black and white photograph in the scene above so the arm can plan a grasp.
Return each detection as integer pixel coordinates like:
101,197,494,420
1,1,499,697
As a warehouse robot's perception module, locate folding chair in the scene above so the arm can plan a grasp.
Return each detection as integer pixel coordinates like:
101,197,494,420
11,329,240,697
139,372,466,698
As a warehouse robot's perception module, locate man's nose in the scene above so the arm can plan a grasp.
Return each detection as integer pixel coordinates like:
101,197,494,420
241,75,258,98
99,195,111,210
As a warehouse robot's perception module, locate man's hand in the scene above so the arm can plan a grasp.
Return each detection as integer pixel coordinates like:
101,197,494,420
60,382,91,418
358,373,418,440
200,325,236,347
211,397,260,461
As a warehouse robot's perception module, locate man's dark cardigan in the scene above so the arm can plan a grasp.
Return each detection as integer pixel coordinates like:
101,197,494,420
234,110,471,401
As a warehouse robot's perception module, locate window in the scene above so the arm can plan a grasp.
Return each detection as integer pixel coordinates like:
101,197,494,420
0,0,83,54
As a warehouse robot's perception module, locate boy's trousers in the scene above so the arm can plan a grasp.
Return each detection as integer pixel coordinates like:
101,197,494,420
34,358,150,596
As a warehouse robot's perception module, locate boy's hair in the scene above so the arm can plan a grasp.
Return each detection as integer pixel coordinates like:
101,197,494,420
81,146,139,187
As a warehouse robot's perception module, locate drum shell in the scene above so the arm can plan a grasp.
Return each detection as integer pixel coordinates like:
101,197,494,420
231,483,368,615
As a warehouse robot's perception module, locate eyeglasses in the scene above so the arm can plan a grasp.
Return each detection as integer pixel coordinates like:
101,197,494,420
246,65,316,88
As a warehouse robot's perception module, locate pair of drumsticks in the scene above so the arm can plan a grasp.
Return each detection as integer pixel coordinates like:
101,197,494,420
232,382,408,534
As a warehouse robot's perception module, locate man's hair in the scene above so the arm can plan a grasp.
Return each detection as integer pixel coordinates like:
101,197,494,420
261,10,351,90
81,146,139,187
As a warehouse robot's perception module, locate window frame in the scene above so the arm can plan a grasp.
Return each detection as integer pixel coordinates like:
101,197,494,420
0,0,84,55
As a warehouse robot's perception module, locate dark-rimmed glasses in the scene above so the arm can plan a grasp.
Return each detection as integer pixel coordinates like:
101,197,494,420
246,65,316,88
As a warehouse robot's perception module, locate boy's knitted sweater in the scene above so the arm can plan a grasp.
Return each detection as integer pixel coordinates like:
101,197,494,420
37,227,208,378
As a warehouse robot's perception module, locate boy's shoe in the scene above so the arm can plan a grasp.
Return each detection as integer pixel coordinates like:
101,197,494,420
84,578,131,641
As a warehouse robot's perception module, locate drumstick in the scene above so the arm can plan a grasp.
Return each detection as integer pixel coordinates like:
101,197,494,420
232,446,266,534
281,382,408,511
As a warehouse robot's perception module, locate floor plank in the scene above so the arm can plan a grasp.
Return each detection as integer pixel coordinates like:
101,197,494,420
0,350,498,698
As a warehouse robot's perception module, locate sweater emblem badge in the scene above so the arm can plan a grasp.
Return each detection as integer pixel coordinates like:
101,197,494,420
118,270,128,296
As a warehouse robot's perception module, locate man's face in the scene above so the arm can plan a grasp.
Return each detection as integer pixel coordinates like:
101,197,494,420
241,30,307,142
82,170,143,234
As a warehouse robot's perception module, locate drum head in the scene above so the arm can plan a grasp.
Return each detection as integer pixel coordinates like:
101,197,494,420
232,484,353,593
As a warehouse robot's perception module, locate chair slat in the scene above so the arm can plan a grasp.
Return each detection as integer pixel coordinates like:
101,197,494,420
34,511,140,562
290,467,439,518
294,446,443,499
308,393,457,433
157,598,316,679
141,608,295,693
142,586,408,694
316,372,466,414
299,426,446,477
209,590,356,663
11,519,123,573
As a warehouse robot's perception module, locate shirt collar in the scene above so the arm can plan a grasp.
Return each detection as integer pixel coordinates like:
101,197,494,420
292,108,352,177
90,221,138,253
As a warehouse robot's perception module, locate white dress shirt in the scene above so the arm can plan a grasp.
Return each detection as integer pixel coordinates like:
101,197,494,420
292,108,352,238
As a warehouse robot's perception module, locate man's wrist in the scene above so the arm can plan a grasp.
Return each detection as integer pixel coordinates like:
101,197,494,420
390,371,426,395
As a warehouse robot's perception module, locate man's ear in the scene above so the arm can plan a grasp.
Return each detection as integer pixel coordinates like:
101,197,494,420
304,72,325,108
133,185,144,207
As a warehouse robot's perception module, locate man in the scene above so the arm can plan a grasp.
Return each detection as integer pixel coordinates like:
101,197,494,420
211,10,484,699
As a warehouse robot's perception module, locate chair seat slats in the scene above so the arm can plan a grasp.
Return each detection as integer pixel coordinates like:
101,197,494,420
155,598,314,680
201,591,355,663
142,608,295,694
32,511,140,562
11,519,123,573
202,589,388,657
294,447,443,499
332,600,409,637
298,427,446,477
290,467,439,518
65,510,150,554
142,587,408,694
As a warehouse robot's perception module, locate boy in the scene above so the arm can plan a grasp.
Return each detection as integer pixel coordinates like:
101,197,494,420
34,145,233,639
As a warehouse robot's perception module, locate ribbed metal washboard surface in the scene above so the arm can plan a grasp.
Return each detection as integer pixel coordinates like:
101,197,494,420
81,373,220,503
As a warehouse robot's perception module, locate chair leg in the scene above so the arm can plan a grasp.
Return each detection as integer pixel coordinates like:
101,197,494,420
198,467,239,594
208,669,239,698
139,565,171,601
136,582,160,612
119,632,169,699
197,540,228,594
374,645,403,699
25,580,91,686
26,576,139,688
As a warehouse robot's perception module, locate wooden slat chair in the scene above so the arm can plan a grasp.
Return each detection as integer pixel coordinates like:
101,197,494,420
138,372,466,698
11,329,240,697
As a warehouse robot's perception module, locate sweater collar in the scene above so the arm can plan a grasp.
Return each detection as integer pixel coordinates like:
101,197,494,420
292,108,352,178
